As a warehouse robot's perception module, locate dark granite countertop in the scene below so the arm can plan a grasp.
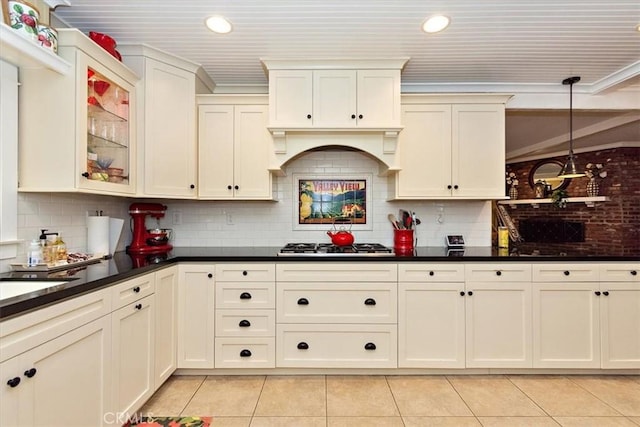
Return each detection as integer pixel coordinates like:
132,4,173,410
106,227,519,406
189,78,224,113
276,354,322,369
1,246,638,320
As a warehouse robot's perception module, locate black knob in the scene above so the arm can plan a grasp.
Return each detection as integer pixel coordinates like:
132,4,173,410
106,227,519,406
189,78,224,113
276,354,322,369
364,342,376,350
453,185,459,189
631,270,637,276
23,368,37,378
242,271,248,276
358,114,363,119
190,184,195,189
240,349,252,357
364,298,376,306
239,320,251,327
447,185,452,189
207,273,213,278
297,298,309,305
81,172,90,178
429,271,435,276
603,291,609,296
460,291,465,296
496,271,502,276
227,185,232,190
135,303,142,310
564,271,570,276
297,342,309,350
240,292,252,300
468,291,474,296
234,185,239,190
306,114,312,119
351,114,356,119
7,377,20,388
595,291,601,296
133,286,141,293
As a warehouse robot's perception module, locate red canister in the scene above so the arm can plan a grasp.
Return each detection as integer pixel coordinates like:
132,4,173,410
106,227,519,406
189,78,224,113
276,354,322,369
394,229,414,255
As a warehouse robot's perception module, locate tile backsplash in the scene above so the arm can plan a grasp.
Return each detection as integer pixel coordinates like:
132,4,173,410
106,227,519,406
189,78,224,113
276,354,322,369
4,150,491,272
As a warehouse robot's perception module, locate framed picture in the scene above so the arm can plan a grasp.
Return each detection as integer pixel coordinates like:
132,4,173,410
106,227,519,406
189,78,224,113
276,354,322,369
293,174,372,230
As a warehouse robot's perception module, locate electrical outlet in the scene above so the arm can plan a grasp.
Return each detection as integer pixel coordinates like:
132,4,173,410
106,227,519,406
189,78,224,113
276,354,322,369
172,210,182,225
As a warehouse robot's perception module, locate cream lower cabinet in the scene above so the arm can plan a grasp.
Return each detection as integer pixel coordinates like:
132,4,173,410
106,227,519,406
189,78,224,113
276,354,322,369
214,263,276,368
198,96,274,200
154,266,178,387
177,264,216,368
600,281,640,368
532,264,601,369
275,263,398,368
398,264,466,368
390,95,509,200
110,273,156,418
464,264,533,368
0,289,112,427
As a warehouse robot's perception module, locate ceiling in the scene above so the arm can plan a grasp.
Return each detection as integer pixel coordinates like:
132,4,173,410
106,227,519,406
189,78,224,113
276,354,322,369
52,0,640,161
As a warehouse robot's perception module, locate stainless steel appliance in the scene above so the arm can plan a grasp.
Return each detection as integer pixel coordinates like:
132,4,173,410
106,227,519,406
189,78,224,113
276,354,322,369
278,243,394,256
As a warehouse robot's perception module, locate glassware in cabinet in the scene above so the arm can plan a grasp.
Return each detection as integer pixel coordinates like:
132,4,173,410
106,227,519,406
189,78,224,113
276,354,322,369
85,67,130,185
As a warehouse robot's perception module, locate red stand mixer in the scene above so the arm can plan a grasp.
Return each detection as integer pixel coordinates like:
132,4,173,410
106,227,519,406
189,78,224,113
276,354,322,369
127,202,173,255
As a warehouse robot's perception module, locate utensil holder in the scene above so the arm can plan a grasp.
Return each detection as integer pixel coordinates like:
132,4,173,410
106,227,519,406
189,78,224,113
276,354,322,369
394,229,414,254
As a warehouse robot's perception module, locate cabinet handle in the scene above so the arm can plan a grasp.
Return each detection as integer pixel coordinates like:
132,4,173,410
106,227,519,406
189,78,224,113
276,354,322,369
595,291,601,296
23,368,37,378
135,303,142,310
297,297,309,305
496,271,502,276
351,114,356,119
564,271,570,276
364,342,376,350
239,319,251,327
7,377,20,388
453,185,459,190
297,342,309,350
133,286,141,293
460,291,465,296
358,114,363,119
429,271,435,276
227,185,232,190
468,291,473,296
234,185,239,190
364,298,377,306
242,270,248,276
306,114,312,119
447,185,452,189
207,273,213,279
240,349,252,358
81,172,90,178
190,184,195,189
631,270,637,276
240,292,252,300
603,291,609,296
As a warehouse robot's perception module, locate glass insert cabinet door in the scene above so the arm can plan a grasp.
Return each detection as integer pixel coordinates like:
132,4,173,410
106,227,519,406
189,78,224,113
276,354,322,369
86,67,130,186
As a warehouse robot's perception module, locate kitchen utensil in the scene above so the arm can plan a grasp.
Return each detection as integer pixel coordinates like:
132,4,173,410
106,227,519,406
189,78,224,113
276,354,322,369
327,219,354,246
388,214,400,230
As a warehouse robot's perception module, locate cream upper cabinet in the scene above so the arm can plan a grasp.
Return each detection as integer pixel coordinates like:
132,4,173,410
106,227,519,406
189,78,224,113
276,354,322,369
119,44,214,199
18,29,138,196
198,95,274,200
263,59,407,130
389,95,510,200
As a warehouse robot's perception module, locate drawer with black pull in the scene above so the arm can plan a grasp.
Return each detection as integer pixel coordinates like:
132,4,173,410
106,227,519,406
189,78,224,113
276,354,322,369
215,309,275,337
214,337,275,368
215,282,275,309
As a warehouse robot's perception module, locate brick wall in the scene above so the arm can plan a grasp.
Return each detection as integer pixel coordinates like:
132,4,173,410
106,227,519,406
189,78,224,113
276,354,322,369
504,147,640,255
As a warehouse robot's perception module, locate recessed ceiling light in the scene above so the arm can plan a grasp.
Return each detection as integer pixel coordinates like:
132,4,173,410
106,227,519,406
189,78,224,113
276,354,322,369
422,15,450,33
205,15,232,34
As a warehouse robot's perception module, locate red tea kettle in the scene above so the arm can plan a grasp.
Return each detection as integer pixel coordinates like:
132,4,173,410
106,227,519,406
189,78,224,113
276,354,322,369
327,220,354,246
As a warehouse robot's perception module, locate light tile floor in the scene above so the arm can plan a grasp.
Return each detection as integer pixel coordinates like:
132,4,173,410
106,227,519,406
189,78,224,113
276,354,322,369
140,375,640,427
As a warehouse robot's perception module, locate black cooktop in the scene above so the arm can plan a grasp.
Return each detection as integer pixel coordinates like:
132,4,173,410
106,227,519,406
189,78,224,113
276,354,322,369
278,243,393,256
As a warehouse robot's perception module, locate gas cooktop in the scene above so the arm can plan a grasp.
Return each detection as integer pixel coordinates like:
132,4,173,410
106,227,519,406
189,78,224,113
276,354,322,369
278,243,394,256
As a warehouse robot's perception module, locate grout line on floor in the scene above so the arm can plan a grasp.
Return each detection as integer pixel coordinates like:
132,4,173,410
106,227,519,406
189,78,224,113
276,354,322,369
177,375,207,417
384,375,406,426
505,374,554,418
445,374,480,419
564,374,625,416
250,375,267,421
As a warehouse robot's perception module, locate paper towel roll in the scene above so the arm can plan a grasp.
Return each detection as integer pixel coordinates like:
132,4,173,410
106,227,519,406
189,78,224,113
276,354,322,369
87,216,110,256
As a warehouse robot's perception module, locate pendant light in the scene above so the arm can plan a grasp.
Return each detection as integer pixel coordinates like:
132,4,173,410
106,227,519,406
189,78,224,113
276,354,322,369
557,76,585,178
